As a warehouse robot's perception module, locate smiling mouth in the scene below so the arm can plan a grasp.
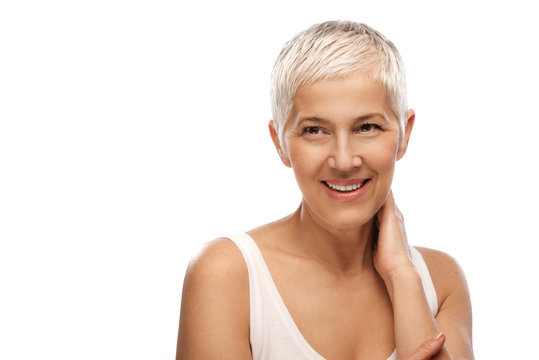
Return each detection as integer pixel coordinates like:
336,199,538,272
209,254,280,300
322,179,370,192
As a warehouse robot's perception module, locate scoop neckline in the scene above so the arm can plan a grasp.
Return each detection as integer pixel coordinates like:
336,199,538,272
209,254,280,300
242,233,398,360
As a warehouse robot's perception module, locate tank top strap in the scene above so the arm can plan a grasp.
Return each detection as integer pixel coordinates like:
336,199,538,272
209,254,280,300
226,234,267,352
227,234,326,360
410,246,439,316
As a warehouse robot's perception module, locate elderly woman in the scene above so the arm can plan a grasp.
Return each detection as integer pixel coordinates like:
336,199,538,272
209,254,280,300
177,21,473,360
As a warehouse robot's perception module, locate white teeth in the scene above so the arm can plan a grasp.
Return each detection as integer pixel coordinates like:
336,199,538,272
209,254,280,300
326,181,365,192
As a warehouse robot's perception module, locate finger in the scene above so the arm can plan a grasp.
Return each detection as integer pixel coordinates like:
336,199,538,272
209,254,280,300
377,189,396,220
404,332,445,360
384,189,396,209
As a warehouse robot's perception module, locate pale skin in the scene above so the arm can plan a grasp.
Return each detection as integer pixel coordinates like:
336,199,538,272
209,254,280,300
177,72,473,359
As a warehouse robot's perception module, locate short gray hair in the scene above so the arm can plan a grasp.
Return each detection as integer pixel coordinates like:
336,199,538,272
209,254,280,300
271,21,408,146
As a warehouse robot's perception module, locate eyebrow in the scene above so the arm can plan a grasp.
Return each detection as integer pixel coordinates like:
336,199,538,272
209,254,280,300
355,113,392,125
298,116,329,124
299,113,391,126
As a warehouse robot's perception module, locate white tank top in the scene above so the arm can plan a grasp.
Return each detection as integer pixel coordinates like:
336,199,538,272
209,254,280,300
228,233,439,360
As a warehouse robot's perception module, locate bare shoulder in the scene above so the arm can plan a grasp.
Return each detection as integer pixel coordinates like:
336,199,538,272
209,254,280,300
414,247,469,305
181,237,249,305
177,238,251,360
181,237,249,312
414,246,463,276
186,237,248,283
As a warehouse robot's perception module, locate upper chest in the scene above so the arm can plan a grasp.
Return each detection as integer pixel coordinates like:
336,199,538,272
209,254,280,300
261,248,396,360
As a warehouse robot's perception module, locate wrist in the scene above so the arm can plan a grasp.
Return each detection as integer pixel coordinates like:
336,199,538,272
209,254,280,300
382,265,421,295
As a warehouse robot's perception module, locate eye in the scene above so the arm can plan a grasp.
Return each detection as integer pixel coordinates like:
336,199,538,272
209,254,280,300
302,126,322,135
357,123,382,133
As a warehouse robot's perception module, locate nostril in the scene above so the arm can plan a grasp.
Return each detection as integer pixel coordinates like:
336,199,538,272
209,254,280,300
327,156,337,168
327,154,361,170
352,155,362,168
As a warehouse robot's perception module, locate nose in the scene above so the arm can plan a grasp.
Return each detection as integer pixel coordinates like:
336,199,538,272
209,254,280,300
327,135,362,171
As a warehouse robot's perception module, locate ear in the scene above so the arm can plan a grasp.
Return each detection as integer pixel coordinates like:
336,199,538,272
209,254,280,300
397,109,415,160
268,120,291,167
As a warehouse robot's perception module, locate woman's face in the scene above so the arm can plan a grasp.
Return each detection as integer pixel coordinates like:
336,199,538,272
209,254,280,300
272,72,414,231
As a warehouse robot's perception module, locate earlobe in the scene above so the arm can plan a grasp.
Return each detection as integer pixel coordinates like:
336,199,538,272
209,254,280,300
268,120,291,167
397,109,415,160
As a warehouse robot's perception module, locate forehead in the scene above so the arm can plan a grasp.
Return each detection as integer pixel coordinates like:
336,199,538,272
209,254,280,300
291,72,395,123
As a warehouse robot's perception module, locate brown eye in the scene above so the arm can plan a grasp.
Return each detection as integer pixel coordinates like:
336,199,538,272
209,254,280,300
302,126,321,135
358,123,381,132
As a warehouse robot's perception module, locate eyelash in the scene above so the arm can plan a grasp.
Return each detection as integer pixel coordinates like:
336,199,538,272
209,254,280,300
301,123,382,136
356,123,382,132
301,126,323,135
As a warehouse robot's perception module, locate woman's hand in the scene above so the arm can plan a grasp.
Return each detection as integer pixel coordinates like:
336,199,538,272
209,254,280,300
404,333,467,360
404,332,445,360
373,190,415,284
374,191,473,359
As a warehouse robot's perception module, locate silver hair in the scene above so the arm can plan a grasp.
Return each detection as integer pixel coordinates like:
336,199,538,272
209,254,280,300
271,20,408,148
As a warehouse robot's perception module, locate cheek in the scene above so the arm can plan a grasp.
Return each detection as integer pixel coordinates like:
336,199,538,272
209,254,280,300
363,140,399,178
287,141,329,190
362,143,398,209
288,144,318,178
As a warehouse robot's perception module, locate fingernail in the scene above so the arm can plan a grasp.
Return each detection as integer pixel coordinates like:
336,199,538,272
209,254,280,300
435,331,445,340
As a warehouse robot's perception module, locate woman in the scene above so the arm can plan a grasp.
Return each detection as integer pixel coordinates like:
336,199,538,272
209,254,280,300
177,21,473,360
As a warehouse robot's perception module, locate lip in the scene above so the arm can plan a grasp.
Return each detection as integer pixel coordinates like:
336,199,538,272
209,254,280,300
324,178,367,186
322,178,370,202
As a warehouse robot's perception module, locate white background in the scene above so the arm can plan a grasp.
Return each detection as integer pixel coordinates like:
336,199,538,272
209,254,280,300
1,0,538,359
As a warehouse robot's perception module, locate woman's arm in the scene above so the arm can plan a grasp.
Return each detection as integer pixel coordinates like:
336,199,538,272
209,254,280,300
419,247,474,360
176,239,252,360
374,192,473,360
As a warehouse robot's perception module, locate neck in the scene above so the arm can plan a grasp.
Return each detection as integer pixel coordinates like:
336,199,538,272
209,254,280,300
285,202,377,276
